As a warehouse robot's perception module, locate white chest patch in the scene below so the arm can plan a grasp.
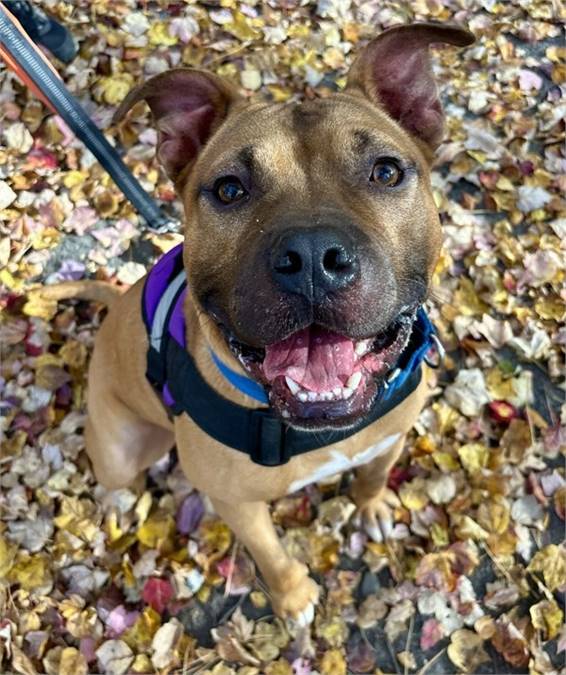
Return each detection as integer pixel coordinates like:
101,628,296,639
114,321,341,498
288,432,401,494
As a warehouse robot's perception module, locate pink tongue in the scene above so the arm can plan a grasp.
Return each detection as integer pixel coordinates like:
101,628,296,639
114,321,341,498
263,326,356,392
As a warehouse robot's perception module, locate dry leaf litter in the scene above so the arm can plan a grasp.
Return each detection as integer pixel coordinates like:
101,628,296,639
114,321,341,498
0,1,564,674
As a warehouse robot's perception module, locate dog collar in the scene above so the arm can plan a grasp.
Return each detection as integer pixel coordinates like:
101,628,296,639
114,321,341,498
142,244,441,466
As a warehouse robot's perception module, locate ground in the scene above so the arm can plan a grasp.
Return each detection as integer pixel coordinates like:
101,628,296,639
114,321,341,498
0,1,564,674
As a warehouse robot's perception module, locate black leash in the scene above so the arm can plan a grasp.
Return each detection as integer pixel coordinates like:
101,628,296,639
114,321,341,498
0,2,174,231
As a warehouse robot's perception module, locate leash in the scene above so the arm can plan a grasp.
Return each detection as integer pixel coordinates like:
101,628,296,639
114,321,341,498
0,2,175,232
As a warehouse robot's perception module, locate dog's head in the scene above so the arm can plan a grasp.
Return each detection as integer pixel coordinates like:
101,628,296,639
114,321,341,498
115,22,474,430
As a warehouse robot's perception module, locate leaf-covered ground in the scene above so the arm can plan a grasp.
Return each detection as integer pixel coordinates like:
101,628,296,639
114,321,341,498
0,1,564,674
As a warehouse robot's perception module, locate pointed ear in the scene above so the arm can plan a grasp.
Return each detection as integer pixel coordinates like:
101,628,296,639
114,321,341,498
113,69,242,181
346,23,474,150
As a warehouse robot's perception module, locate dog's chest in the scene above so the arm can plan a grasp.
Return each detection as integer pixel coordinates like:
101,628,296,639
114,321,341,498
287,432,401,493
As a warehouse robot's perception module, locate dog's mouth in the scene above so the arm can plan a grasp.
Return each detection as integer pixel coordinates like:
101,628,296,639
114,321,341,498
226,308,417,429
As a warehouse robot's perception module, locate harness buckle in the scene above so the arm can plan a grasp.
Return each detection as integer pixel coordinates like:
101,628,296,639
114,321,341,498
249,411,290,466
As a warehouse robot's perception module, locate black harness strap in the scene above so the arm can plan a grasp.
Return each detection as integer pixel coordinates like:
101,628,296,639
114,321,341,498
164,338,422,466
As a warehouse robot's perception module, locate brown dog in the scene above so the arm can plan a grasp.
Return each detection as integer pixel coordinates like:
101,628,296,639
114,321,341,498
39,23,473,624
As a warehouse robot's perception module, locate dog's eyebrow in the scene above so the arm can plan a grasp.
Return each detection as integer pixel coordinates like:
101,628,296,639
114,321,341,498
236,145,255,173
353,130,372,153
352,130,406,159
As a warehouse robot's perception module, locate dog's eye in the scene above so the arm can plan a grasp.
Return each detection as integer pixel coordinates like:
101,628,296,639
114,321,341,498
214,176,247,204
370,160,403,187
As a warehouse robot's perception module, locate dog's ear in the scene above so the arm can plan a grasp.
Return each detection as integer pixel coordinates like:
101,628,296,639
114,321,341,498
113,69,242,181
346,23,474,150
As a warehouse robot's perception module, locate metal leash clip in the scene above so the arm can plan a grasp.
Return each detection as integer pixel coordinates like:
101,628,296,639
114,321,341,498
383,367,401,390
424,333,445,369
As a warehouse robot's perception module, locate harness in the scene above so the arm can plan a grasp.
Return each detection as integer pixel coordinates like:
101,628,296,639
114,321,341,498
142,244,442,467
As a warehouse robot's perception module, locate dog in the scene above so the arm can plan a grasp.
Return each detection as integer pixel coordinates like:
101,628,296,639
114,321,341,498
36,22,474,624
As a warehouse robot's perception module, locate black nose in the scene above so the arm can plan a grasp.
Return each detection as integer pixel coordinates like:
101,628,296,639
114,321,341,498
270,226,359,301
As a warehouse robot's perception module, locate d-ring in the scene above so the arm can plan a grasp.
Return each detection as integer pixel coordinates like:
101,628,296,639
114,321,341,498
424,334,445,369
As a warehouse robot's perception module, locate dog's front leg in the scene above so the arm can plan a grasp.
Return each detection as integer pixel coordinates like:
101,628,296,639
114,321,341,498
211,498,319,624
349,435,406,543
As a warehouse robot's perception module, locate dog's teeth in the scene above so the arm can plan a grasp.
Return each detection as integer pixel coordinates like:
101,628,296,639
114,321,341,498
342,387,354,399
332,386,342,397
322,391,333,401
346,372,363,390
355,340,370,356
298,391,308,402
307,391,317,402
285,376,300,395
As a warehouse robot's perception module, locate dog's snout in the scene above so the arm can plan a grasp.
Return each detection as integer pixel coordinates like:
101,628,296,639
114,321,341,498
271,227,359,300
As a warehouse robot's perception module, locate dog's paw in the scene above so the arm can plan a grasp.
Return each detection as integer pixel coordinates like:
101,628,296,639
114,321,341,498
354,487,401,543
271,569,319,627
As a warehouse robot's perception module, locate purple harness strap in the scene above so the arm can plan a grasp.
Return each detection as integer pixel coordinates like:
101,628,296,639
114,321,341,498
142,244,269,408
142,243,185,330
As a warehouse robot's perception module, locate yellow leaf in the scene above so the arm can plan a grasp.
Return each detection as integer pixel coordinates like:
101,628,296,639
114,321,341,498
320,648,347,675
146,232,184,254
530,599,563,639
267,85,293,102
264,659,293,675
136,511,176,552
224,11,263,40
1,430,26,458
131,654,154,673
477,497,510,534
31,227,60,250
99,73,134,106
9,553,52,591
59,340,88,369
200,520,232,558
0,534,18,577
534,296,565,320
430,522,449,547
458,443,490,473
63,171,86,188
495,176,515,191
148,21,178,46
123,607,161,650
447,629,489,673
135,491,153,525
22,294,58,320
453,278,488,317
528,544,566,592
310,533,340,573
453,515,490,541
432,401,460,434
433,451,460,472
486,368,515,401
399,477,428,510
105,511,123,543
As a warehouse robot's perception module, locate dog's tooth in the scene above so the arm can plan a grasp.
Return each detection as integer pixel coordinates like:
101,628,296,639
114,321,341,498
342,387,354,399
285,376,300,395
332,386,342,397
322,391,333,401
307,391,317,402
298,391,308,402
346,372,363,390
355,340,370,356
281,410,290,418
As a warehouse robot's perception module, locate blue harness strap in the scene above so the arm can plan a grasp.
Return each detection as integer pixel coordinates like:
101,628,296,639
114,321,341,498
209,350,269,404
142,244,441,466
